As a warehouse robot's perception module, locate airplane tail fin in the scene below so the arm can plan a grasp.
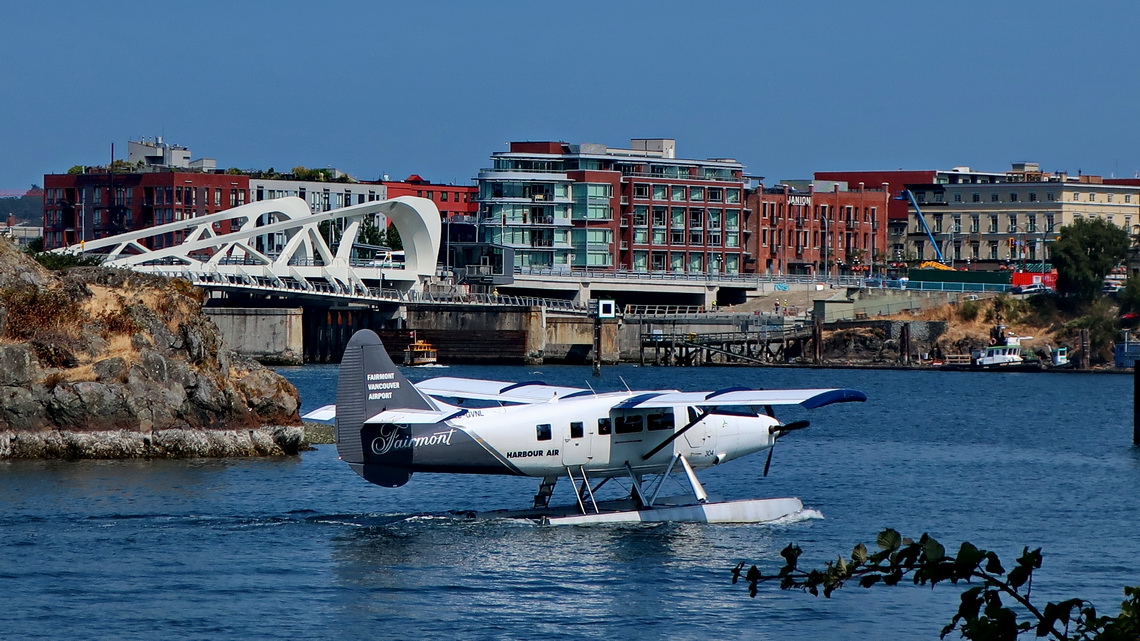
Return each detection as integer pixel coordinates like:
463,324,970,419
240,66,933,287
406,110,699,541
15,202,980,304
336,329,436,487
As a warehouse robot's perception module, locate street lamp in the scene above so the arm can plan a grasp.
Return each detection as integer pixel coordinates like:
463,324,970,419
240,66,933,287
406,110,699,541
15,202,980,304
946,217,961,269
1036,223,1055,272
821,209,829,280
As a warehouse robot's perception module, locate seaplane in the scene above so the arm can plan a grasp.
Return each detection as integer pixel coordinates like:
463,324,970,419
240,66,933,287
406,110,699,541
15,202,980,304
303,330,867,525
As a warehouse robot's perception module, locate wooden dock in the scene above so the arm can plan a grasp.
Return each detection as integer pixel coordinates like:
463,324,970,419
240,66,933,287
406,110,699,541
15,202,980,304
639,326,813,366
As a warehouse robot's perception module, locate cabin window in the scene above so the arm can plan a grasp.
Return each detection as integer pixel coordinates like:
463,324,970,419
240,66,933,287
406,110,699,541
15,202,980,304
536,424,552,441
570,422,584,439
598,418,612,435
615,415,643,434
647,412,675,431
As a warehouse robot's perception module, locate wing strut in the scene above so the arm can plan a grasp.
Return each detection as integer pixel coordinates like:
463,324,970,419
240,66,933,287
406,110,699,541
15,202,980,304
641,408,711,460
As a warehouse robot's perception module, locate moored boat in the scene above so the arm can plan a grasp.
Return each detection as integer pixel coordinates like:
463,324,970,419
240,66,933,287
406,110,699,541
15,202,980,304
403,336,438,366
941,324,1042,372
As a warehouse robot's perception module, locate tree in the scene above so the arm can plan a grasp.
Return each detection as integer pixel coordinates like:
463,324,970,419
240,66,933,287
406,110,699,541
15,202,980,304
734,529,1140,640
384,224,403,251
1051,219,1129,302
1117,276,1140,316
358,219,386,248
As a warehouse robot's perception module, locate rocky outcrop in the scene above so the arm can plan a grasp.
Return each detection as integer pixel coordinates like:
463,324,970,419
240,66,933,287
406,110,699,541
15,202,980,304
0,238,303,458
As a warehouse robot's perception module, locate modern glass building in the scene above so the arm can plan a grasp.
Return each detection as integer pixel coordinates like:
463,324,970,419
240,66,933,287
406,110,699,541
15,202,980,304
476,139,750,274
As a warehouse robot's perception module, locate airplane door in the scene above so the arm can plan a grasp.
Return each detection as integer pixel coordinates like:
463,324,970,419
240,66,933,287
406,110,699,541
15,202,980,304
562,420,591,467
682,407,717,456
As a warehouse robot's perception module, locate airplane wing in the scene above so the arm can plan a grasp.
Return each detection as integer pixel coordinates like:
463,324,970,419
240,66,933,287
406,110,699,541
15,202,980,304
415,377,591,404
614,387,867,410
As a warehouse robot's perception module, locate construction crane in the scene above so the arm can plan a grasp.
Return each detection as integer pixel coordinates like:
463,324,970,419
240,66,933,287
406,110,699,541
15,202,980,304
900,189,946,265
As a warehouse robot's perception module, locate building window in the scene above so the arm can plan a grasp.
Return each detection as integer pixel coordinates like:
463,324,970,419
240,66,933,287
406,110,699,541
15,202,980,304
633,184,649,199
954,193,962,202
991,193,1000,202
1029,192,1038,202
989,241,998,260
1073,192,1080,202
689,186,704,201
440,191,449,202
633,206,648,226
671,185,686,201
972,193,981,203
989,215,998,233
1009,193,1019,202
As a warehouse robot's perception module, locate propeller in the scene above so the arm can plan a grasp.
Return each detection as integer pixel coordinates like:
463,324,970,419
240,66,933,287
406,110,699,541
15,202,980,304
763,420,811,477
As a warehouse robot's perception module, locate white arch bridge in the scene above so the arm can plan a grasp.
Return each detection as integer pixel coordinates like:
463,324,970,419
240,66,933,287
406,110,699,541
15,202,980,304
61,196,585,312
62,196,437,301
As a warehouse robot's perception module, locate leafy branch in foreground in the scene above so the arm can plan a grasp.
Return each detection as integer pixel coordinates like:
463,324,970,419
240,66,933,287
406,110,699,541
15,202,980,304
732,529,1139,641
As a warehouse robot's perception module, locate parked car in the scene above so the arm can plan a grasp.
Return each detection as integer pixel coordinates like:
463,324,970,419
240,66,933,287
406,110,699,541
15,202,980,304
1013,283,1052,295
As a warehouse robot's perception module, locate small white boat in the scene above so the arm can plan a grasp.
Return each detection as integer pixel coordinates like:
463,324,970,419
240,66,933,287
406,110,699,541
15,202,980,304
942,324,1042,372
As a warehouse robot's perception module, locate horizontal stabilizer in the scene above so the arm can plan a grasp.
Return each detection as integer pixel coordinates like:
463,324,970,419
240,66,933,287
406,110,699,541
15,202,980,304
615,388,867,410
364,406,465,425
302,404,337,424
416,376,589,404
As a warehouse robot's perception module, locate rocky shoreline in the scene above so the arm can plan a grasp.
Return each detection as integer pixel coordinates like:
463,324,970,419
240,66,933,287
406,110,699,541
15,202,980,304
0,425,306,459
0,238,304,459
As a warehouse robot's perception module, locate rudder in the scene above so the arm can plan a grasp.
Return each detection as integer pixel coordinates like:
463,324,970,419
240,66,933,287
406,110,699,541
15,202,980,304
335,329,436,487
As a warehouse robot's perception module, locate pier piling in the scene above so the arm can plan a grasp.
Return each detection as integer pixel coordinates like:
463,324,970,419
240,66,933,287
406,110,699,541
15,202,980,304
1134,365,1140,446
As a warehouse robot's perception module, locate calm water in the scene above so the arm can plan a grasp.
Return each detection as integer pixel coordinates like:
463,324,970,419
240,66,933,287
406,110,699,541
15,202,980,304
1,364,1137,640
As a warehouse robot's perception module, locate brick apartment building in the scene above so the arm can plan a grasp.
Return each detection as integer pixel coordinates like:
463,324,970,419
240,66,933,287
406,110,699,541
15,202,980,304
747,181,890,276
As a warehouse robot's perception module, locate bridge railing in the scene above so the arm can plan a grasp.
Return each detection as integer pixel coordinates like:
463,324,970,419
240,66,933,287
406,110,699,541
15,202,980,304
513,266,865,287
148,269,588,311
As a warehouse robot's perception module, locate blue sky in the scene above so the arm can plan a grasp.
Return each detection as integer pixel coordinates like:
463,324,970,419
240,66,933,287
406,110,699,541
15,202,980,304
3,0,1139,191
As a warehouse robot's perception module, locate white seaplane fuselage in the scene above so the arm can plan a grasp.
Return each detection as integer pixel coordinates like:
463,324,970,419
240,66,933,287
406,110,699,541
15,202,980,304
436,392,771,479
305,329,866,525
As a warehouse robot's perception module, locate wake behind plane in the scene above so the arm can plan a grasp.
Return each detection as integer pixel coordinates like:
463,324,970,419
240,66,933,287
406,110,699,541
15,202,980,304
304,330,867,525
